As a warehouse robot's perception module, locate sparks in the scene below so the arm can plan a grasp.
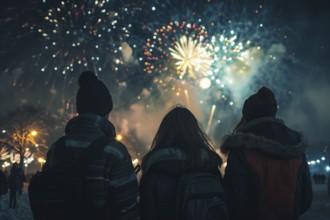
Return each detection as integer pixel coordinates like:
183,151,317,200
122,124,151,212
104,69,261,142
169,35,212,79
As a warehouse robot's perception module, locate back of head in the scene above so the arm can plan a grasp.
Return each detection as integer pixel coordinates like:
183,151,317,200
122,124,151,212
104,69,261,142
242,87,277,122
152,107,205,148
76,71,113,116
143,106,216,170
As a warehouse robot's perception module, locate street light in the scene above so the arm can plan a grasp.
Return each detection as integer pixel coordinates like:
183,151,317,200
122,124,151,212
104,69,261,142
38,157,46,170
132,158,139,167
116,134,123,141
30,130,38,136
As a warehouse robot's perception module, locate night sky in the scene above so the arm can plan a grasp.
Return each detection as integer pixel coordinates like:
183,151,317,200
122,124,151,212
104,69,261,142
0,0,329,159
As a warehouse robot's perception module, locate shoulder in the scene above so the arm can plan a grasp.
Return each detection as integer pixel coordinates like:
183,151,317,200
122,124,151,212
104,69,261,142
202,148,222,163
102,139,130,160
46,136,83,156
142,148,186,172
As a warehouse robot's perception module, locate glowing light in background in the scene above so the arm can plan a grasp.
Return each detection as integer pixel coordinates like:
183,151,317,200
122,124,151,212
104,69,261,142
38,157,46,169
132,158,139,167
116,134,123,141
326,166,330,172
30,130,38,136
200,77,211,89
206,105,216,134
2,162,10,171
0,148,10,161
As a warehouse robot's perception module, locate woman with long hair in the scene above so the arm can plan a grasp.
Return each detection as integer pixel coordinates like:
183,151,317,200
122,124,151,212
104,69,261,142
140,106,224,220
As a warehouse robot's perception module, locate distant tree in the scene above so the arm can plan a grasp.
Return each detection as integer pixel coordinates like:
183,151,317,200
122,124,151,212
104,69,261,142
0,105,55,168
0,147,10,168
0,147,10,159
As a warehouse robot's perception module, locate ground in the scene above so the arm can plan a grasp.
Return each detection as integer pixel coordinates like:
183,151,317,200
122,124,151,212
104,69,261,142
0,184,33,220
0,182,329,219
300,182,330,220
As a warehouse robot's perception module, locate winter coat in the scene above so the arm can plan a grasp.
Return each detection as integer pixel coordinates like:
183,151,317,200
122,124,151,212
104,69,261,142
221,117,313,220
44,113,139,220
0,170,8,195
139,147,222,220
8,165,21,191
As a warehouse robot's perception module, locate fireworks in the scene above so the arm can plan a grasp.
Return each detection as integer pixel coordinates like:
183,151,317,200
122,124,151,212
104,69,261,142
140,1,286,108
143,21,210,88
2,2,288,125
35,0,134,75
205,30,255,91
0,0,300,164
210,32,246,69
142,20,259,104
169,35,212,79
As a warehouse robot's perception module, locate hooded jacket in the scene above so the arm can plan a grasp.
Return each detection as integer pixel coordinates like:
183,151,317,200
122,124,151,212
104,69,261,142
221,117,312,220
139,147,222,220
43,113,139,220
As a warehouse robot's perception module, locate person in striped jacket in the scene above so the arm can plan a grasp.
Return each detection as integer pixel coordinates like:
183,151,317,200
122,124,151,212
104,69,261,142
43,71,139,220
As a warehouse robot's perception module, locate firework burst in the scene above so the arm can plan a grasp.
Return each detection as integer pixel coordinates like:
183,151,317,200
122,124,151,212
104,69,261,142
35,0,133,76
169,35,212,79
141,1,287,109
143,21,210,84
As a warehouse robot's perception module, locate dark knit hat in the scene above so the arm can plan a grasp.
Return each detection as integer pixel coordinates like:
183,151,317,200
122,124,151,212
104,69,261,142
242,87,277,122
76,71,113,116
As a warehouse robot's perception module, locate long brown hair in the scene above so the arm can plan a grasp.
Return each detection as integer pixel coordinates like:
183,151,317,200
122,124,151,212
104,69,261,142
142,106,217,171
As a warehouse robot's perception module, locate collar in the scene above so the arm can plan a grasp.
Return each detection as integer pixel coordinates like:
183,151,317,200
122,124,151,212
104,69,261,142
221,117,307,159
65,113,116,138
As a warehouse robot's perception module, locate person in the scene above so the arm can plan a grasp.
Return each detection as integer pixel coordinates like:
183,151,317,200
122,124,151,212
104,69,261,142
41,71,139,220
327,174,330,196
0,168,8,208
221,87,313,220
320,173,326,184
8,163,20,209
139,106,225,220
313,173,318,184
17,166,25,196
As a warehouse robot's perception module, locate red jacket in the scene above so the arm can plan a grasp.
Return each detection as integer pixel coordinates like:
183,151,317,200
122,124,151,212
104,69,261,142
222,117,313,220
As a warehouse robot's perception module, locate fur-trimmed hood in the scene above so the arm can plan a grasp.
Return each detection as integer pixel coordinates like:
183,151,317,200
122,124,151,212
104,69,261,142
221,117,307,159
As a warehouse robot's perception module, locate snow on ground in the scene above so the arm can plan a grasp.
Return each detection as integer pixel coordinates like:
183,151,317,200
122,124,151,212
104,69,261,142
300,182,330,220
0,182,329,219
0,184,33,220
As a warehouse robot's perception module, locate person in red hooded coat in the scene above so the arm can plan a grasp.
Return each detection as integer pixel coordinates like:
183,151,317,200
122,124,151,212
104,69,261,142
221,87,313,220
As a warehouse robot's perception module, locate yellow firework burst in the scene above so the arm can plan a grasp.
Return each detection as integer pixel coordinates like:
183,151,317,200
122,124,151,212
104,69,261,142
169,35,212,79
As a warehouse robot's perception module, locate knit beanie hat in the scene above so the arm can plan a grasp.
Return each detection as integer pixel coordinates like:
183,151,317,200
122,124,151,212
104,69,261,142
242,87,277,122
76,71,113,116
